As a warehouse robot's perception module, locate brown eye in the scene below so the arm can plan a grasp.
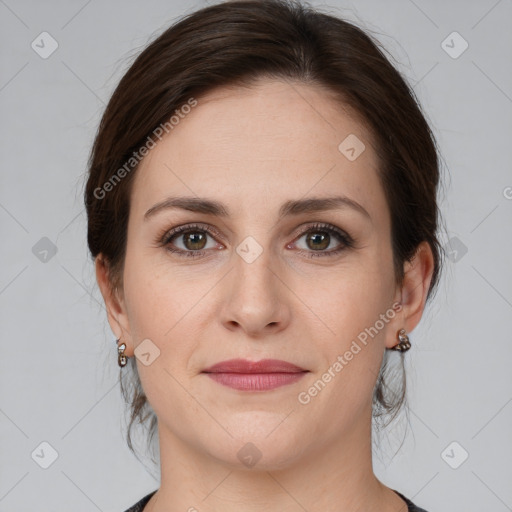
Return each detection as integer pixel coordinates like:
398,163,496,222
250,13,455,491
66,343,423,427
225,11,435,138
159,222,353,260
293,223,353,259
305,231,330,251
160,223,221,258
180,231,207,251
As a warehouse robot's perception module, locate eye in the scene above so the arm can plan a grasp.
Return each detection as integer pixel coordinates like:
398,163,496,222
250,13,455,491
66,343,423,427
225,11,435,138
159,223,222,258
157,222,354,259
291,222,353,258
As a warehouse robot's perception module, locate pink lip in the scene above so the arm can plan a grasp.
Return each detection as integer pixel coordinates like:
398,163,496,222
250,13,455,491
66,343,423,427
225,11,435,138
203,358,306,373
202,358,308,391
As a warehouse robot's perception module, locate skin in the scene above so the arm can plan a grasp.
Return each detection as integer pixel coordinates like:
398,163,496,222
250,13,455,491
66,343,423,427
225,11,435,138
96,78,434,512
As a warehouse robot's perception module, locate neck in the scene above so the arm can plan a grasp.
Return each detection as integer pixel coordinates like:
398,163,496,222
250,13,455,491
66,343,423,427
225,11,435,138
145,408,405,512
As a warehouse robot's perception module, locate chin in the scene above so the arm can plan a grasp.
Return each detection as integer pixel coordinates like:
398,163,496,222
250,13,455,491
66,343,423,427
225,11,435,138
202,420,307,471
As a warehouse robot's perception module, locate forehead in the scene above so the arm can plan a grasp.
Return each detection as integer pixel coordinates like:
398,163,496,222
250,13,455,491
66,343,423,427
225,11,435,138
132,78,387,224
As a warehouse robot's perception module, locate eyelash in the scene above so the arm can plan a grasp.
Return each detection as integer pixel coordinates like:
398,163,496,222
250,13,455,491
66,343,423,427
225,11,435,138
157,222,354,259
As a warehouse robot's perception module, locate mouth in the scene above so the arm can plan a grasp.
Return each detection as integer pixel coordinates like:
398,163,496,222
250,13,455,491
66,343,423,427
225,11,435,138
201,358,309,391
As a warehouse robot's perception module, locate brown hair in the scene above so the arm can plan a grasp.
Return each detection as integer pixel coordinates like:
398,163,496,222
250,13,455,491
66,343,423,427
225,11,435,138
85,0,446,463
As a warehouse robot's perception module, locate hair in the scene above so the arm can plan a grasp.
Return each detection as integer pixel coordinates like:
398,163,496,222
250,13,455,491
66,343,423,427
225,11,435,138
84,0,446,464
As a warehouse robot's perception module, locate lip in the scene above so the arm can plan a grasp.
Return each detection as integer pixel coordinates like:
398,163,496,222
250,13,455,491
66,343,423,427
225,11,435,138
202,358,307,373
202,359,308,391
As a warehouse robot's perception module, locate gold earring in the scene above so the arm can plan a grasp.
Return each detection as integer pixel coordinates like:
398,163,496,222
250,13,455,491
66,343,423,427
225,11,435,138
117,339,128,367
390,328,411,352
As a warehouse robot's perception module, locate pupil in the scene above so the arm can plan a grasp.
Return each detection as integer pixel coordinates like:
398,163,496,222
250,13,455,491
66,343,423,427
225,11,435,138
182,231,331,252
308,232,329,250
185,232,206,250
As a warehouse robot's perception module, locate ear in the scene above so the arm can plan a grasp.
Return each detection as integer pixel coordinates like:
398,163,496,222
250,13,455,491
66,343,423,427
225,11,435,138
95,254,134,357
385,241,434,348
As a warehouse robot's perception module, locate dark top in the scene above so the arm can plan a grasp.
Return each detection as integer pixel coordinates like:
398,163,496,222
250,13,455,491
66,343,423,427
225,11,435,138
123,488,429,511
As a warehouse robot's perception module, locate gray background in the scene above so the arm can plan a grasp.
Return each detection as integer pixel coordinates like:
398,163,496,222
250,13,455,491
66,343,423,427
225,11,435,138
1,0,511,510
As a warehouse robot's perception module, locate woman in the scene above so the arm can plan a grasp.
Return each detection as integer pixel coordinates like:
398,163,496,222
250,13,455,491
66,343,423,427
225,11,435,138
85,0,444,510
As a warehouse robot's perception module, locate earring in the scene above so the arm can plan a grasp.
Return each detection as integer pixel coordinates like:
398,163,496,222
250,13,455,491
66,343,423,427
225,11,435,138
390,328,411,352
116,338,128,367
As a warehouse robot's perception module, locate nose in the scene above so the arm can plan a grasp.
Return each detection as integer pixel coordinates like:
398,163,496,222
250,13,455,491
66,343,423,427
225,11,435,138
219,242,291,338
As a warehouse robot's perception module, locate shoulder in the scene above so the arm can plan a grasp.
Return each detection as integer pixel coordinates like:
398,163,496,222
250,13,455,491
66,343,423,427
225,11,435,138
123,489,430,512
122,490,157,512
393,489,430,512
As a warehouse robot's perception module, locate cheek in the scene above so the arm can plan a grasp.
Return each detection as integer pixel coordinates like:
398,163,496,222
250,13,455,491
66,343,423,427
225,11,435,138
304,255,394,395
122,246,206,367
306,258,394,343
122,242,182,342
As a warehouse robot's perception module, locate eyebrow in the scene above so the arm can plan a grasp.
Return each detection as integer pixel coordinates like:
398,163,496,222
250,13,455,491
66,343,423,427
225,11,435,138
144,195,371,221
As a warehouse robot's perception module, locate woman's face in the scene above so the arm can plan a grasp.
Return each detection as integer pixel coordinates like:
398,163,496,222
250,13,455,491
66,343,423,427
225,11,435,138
102,78,417,469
